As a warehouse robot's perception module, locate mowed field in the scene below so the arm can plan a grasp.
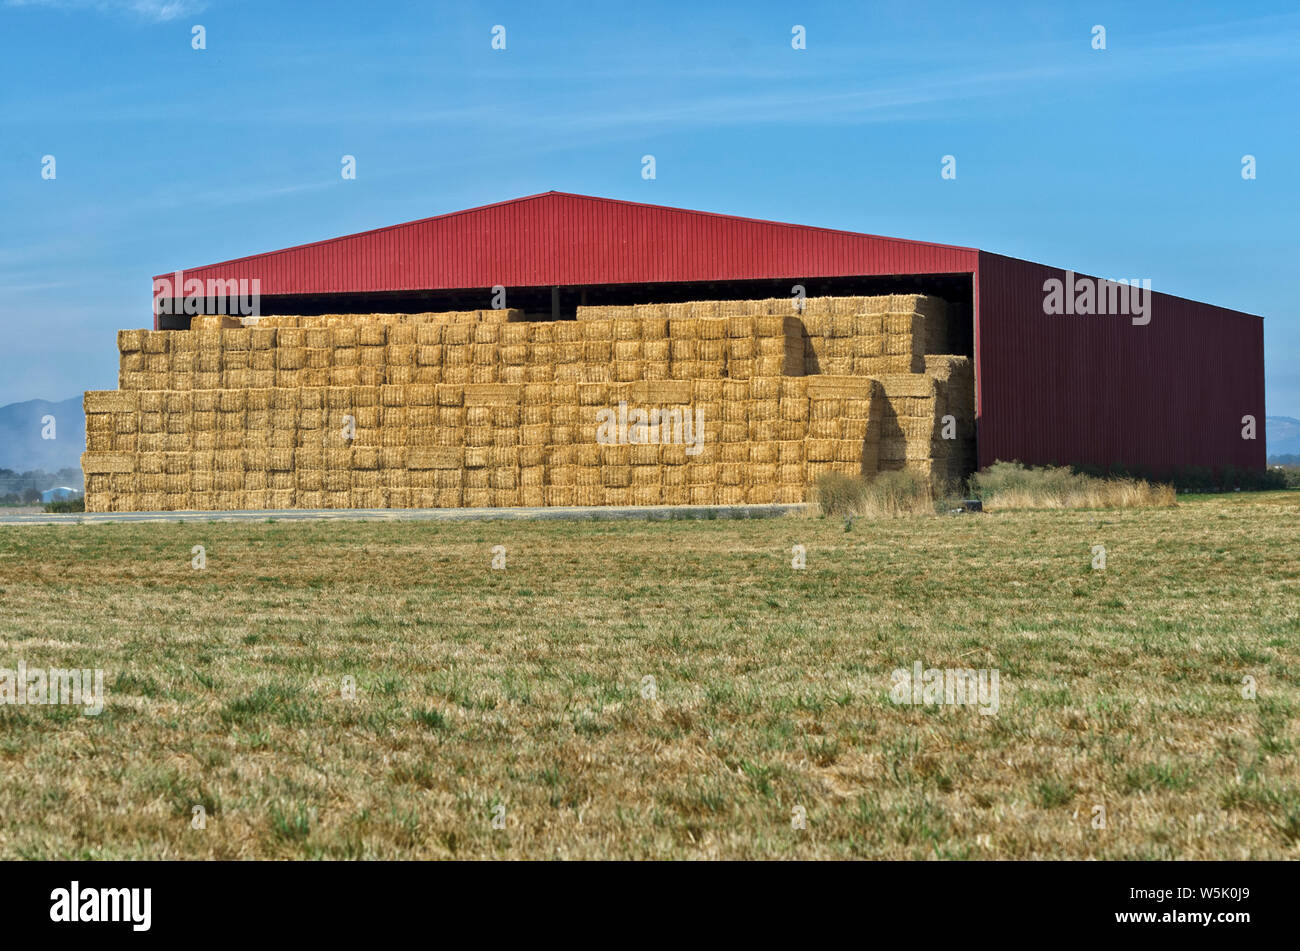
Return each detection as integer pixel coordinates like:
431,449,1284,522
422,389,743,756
0,492,1296,860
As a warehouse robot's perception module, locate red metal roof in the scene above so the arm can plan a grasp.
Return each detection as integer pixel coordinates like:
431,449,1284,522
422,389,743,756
155,191,980,293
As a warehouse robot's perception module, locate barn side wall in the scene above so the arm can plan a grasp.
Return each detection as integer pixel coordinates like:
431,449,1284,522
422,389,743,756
975,252,1265,476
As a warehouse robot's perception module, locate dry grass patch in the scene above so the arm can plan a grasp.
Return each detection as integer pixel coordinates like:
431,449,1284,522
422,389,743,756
0,491,1295,858
811,471,937,518
972,462,1176,511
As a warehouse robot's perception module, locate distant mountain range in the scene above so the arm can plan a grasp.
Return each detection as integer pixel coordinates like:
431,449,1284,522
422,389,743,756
0,397,84,473
1268,416,1300,461
0,399,1296,473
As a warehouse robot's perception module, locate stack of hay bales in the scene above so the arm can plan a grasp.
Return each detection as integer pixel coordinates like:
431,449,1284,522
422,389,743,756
124,311,529,391
875,374,948,484
924,355,977,488
798,295,936,377
86,295,973,511
561,314,804,382
578,294,942,376
82,376,883,511
805,376,883,485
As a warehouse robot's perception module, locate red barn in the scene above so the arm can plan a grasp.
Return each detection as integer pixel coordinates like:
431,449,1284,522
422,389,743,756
154,191,1265,476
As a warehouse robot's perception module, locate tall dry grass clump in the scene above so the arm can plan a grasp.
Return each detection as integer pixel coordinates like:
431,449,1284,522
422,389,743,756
972,461,1175,510
812,470,935,518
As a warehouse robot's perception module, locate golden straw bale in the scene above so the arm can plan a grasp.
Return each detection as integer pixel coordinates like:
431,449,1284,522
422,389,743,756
276,347,306,370
725,316,755,339
581,320,612,341
386,344,415,366
547,322,579,343
611,340,641,362
636,318,667,340
163,389,191,413
667,318,699,341
606,361,636,382
884,333,918,355
853,333,884,357
388,324,416,346
539,485,571,506
218,328,251,353
118,329,145,353
570,485,601,505
139,331,170,354
470,343,498,368
551,341,581,366
698,339,726,363
190,316,241,331
875,373,939,399
670,339,699,363
85,430,115,451
523,323,555,346
82,452,135,474
726,337,756,361
441,323,472,346
501,323,530,345
84,390,138,414
462,383,520,406
807,375,877,399
304,347,332,370
171,330,201,354
688,484,717,504
642,339,670,364
358,324,386,347
457,488,488,507
854,314,884,336
403,383,434,406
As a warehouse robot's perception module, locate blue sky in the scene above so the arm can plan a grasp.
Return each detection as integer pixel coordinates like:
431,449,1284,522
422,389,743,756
2,0,1297,416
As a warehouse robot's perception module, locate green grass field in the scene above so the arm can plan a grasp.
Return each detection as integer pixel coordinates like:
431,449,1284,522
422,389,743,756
0,492,1296,859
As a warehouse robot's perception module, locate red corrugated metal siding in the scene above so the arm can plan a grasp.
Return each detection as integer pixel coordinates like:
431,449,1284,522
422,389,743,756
155,192,979,293
976,252,1265,475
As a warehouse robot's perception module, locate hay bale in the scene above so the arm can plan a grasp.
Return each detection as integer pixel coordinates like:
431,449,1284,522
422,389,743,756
118,329,145,353
407,447,463,470
84,391,138,414
463,383,520,405
807,376,878,399
875,373,939,399
629,380,694,404
191,316,241,331
82,452,134,474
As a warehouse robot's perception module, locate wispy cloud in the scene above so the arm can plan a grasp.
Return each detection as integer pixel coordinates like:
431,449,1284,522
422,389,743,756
5,0,205,22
